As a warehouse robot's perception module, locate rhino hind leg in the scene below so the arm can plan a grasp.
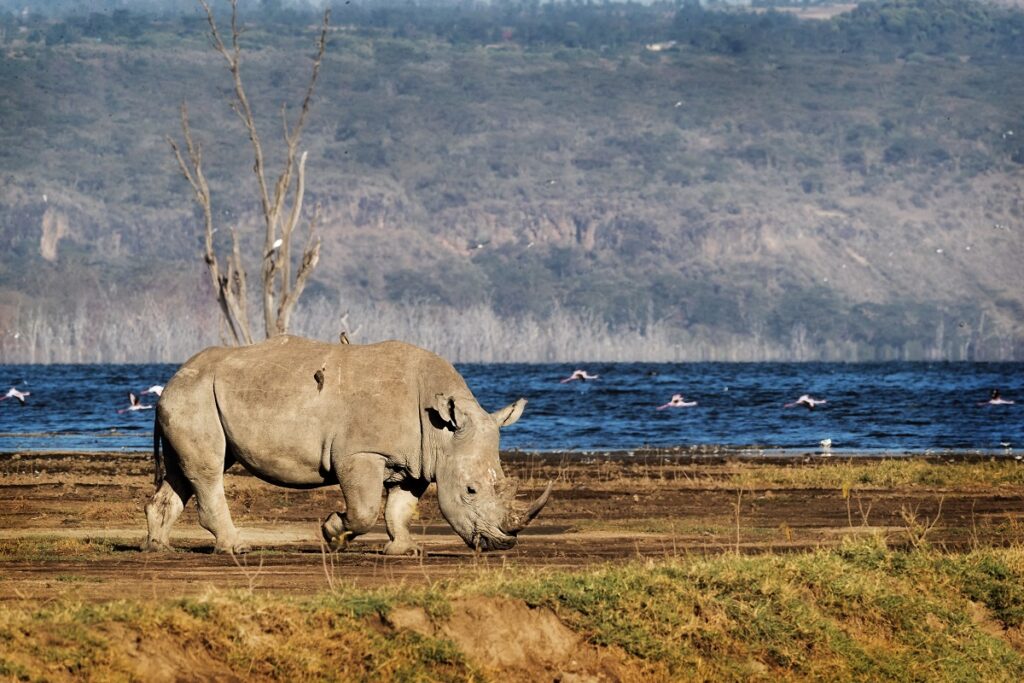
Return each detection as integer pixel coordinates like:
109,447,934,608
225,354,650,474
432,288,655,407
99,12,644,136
166,423,248,554
383,479,429,556
143,457,192,552
192,469,249,554
321,451,386,551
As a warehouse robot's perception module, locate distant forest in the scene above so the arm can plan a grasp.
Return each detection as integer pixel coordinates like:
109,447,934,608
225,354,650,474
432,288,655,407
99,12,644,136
1,0,1022,362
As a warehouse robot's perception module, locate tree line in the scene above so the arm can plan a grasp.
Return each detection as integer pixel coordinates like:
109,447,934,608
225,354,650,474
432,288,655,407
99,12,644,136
8,0,1024,59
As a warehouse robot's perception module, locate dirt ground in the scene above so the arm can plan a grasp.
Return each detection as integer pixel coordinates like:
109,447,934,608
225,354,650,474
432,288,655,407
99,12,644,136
2,449,1023,602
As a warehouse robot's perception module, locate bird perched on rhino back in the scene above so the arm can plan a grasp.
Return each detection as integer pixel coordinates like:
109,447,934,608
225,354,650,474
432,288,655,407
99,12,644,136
143,335,552,555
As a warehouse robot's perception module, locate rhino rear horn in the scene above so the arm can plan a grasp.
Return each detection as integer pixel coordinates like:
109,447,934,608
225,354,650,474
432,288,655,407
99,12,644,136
501,481,554,535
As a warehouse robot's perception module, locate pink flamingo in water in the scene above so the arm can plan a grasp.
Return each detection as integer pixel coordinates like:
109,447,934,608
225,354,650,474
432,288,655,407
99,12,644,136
980,389,1014,406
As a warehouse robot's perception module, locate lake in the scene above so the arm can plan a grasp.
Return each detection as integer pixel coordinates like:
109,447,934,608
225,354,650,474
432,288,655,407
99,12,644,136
0,362,1020,454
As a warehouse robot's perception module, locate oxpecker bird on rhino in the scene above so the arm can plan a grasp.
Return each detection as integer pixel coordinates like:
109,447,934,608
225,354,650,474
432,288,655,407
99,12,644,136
143,336,552,554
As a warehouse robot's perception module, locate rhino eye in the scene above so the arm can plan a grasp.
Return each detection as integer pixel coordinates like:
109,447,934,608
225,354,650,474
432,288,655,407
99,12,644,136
466,485,477,495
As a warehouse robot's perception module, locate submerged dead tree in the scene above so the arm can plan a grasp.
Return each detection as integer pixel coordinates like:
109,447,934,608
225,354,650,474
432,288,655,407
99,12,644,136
169,0,329,344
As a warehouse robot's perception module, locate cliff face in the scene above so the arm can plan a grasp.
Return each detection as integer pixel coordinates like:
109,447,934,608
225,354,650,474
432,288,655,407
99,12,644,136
1,4,1023,359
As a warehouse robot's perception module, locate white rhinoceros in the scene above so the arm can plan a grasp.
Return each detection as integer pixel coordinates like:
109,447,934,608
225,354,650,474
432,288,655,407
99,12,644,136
143,335,551,554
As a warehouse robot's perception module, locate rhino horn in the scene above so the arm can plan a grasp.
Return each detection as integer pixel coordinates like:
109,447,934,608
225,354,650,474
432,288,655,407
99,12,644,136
500,480,554,535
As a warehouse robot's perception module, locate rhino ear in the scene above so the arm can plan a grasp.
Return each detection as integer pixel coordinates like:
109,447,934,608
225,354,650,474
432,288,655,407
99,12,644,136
432,393,469,430
492,398,527,428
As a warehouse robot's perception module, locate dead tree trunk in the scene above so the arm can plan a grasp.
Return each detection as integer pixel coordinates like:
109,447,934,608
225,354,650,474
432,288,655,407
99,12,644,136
168,0,329,343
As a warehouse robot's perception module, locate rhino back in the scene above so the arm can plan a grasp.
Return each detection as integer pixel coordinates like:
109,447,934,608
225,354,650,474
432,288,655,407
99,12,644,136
205,336,469,484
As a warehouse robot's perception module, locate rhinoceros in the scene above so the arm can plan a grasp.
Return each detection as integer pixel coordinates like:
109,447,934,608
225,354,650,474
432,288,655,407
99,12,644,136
143,335,552,554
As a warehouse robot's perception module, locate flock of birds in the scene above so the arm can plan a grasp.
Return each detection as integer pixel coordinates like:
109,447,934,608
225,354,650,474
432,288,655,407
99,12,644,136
0,374,1015,449
559,369,1015,412
562,368,830,411
0,384,163,411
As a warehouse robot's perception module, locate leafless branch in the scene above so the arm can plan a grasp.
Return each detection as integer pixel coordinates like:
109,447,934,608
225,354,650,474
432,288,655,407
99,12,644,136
167,101,251,345
170,1,331,342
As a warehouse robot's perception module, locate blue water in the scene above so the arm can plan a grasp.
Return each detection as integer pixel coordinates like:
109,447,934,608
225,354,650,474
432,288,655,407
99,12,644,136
0,363,1020,453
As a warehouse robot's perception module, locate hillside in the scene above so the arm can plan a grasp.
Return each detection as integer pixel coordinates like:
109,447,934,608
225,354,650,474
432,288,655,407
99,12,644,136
1,0,1023,362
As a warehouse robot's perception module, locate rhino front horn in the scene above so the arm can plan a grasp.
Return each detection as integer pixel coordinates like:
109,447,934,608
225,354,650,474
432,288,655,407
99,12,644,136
501,481,554,535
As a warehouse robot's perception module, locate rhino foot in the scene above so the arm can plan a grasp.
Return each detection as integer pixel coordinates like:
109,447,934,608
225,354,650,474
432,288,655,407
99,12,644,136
141,539,172,553
322,512,355,551
214,541,251,555
325,531,353,552
383,541,422,557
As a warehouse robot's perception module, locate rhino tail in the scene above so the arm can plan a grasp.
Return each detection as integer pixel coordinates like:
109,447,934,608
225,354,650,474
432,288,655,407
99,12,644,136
152,417,165,489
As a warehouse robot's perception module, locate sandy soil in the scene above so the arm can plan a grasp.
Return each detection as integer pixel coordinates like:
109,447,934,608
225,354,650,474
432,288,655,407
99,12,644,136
2,450,1023,602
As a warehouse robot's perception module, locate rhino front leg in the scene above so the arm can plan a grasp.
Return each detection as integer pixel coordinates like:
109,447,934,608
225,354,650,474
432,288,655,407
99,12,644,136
322,452,386,551
383,479,429,556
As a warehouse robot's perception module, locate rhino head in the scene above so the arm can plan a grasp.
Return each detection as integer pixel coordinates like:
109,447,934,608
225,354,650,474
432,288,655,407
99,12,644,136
430,395,553,551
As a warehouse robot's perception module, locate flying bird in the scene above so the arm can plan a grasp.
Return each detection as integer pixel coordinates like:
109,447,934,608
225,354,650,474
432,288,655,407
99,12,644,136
0,387,30,405
118,393,153,414
657,394,697,410
141,385,164,397
784,394,827,410
560,369,599,383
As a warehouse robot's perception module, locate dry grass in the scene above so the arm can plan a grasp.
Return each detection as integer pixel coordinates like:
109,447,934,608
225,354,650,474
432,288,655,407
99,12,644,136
3,543,1024,681
516,455,1024,493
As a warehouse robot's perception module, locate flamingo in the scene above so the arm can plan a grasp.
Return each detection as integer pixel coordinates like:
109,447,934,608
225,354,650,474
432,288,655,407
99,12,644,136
980,389,1015,406
141,385,164,397
784,394,827,410
0,387,30,405
657,394,697,410
560,369,599,383
118,392,153,414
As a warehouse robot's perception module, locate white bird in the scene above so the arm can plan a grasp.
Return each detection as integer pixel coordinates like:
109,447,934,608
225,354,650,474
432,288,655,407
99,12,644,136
141,385,164,397
118,393,153,414
785,394,827,410
657,394,697,410
265,238,284,258
560,369,599,383
0,387,30,405
819,438,833,455
981,389,1015,406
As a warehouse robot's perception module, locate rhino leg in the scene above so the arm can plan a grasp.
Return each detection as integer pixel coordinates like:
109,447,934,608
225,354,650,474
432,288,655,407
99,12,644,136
192,468,249,554
172,432,247,554
383,479,429,556
322,451,385,550
143,455,193,552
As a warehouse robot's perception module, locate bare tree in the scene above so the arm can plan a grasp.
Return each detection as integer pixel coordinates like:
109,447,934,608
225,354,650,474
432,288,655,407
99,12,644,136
168,0,329,344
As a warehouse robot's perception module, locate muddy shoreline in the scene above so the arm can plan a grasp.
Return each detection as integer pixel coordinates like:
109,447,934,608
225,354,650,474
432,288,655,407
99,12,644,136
2,449,1023,602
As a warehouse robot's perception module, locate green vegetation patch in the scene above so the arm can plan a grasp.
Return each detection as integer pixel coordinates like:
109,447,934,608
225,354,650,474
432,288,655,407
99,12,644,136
0,536,118,562
0,587,477,682
726,458,1024,491
486,543,1024,680
3,546,1024,680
